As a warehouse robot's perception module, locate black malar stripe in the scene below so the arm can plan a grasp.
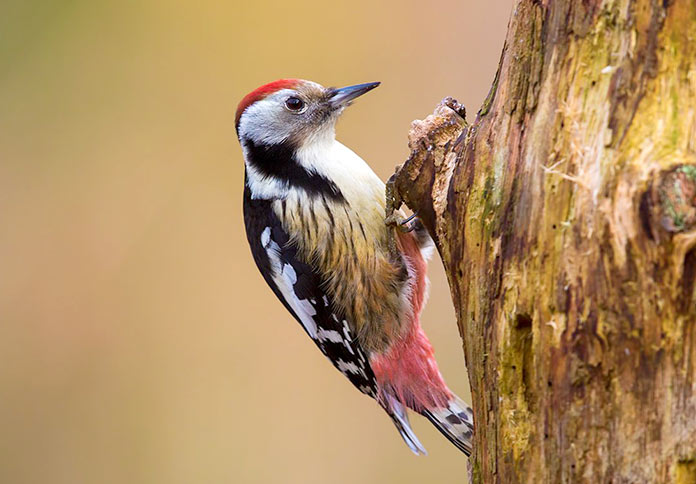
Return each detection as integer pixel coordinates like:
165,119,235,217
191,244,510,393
243,138,345,202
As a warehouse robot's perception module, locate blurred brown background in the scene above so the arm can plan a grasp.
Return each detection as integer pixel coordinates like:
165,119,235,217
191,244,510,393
0,1,509,483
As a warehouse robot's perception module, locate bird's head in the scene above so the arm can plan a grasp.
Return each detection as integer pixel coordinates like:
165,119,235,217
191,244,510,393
236,79,380,146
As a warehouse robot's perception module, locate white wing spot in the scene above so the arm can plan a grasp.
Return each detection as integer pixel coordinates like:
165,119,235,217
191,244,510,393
261,227,271,248
359,385,374,395
263,234,318,339
336,359,367,378
341,321,355,355
356,348,367,363
317,328,343,343
280,263,318,338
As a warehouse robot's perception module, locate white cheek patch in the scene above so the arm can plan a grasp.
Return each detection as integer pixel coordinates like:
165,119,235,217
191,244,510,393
261,227,318,338
239,90,297,146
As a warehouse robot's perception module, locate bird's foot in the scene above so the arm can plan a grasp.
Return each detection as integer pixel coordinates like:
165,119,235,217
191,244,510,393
385,212,419,233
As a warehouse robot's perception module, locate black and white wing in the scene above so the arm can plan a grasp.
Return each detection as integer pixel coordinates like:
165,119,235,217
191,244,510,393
243,188,377,397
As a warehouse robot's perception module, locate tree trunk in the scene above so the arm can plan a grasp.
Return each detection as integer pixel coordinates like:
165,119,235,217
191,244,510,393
387,0,696,482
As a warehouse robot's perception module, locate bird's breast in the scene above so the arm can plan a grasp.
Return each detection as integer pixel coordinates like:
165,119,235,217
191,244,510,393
271,190,407,352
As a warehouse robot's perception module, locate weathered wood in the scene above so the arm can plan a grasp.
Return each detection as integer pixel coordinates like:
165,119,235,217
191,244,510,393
389,0,696,481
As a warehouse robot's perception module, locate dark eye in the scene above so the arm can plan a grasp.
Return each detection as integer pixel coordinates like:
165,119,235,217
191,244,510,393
285,97,305,111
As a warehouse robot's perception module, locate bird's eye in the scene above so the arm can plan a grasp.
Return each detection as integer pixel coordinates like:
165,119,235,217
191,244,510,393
285,97,305,112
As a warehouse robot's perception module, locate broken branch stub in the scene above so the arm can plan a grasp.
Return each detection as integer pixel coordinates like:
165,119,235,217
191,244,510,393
387,98,467,245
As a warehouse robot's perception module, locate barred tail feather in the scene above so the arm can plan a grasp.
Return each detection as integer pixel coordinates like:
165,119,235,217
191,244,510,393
384,395,427,455
421,394,474,456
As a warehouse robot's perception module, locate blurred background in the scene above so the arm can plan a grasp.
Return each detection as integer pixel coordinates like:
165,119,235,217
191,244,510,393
0,1,510,483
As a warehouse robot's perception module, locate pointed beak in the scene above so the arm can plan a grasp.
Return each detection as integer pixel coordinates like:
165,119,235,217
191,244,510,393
328,81,380,108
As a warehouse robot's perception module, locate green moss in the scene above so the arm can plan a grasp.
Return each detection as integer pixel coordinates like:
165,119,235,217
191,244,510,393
472,458,482,483
479,66,500,117
659,166,696,231
661,188,686,230
480,175,498,235
671,86,680,148
678,165,696,181
498,313,534,461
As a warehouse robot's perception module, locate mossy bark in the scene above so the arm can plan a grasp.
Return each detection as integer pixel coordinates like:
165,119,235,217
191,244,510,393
388,0,696,481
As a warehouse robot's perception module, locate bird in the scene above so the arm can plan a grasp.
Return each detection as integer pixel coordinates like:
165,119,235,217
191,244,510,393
236,78,474,455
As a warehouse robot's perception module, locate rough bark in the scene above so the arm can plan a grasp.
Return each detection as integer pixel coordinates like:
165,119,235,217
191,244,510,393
387,0,696,482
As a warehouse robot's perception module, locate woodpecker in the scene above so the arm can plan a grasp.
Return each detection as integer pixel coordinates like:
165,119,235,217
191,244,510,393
236,79,473,455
